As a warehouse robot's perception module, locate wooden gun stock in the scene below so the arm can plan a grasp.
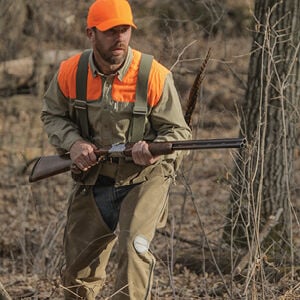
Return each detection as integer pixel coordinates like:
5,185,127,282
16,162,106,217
29,137,246,183
29,154,72,183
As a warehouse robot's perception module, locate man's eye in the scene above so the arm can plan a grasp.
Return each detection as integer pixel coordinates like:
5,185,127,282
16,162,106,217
104,26,129,36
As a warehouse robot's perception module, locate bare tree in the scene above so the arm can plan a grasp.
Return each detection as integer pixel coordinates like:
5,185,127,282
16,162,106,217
224,0,300,274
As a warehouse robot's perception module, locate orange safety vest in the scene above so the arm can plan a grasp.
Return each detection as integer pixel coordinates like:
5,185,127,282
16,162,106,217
57,49,169,142
57,49,169,107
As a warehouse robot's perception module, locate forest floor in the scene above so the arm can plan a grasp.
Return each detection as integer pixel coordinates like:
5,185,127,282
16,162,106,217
0,93,299,299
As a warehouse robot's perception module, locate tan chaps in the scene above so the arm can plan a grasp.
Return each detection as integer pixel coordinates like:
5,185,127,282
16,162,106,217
62,171,171,300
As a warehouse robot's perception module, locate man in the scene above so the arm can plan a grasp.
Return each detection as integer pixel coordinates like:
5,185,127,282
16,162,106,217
41,0,191,299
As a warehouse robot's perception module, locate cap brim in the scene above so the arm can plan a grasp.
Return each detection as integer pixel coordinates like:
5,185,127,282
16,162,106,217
95,18,137,31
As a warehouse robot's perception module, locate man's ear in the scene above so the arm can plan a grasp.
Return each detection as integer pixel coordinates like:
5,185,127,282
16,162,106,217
86,27,94,40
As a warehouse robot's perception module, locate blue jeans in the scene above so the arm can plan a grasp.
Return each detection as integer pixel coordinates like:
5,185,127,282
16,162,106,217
92,177,136,231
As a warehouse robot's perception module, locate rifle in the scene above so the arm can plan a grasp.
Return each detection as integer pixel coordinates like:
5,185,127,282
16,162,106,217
29,137,246,182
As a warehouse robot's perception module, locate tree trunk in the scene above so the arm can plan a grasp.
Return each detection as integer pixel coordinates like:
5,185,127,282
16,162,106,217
224,0,299,260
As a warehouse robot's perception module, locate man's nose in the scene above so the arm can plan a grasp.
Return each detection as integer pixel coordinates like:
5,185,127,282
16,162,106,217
115,30,125,39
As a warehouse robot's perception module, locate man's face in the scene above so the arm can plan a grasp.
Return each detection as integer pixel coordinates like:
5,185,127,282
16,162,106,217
89,25,132,67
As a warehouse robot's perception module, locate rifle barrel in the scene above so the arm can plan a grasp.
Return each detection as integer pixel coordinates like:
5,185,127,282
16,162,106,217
171,138,246,151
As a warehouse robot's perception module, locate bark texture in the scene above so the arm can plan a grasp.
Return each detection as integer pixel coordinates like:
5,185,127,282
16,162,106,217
224,0,300,253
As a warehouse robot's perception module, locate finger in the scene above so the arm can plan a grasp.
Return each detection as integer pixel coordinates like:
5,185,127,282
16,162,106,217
76,162,84,170
135,142,151,166
141,142,153,161
141,142,151,157
88,150,97,164
131,141,143,165
76,159,89,170
78,150,96,167
139,142,149,162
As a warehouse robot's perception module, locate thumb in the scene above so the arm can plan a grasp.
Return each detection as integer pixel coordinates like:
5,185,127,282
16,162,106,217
91,143,97,150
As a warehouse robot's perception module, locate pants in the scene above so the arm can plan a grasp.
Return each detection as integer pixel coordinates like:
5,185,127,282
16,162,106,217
62,168,171,299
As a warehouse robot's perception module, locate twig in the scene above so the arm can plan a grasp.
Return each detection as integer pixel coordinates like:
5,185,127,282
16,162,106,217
233,208,283,277
0,281,12,300
105,284,129,299
157,229,203,248
170,40,198,71
181,173,232,298
168,216,177,299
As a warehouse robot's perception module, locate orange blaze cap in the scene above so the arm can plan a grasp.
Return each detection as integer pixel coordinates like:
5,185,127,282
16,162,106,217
87,0,137,31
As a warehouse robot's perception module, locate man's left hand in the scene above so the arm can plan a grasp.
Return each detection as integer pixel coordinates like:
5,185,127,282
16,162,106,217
131,141,160,166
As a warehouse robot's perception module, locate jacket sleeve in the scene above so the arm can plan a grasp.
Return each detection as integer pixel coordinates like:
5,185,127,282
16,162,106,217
41,72,83,152
149,72,192,159
150,73,192,141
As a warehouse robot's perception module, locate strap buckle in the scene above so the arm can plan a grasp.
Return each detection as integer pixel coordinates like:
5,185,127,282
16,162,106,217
133,105,148,115
74,99,87,110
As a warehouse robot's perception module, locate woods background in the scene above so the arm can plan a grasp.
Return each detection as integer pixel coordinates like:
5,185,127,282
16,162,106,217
0,0,299,299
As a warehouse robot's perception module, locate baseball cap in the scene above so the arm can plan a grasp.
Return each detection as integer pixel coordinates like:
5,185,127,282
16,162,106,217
87,0,137,31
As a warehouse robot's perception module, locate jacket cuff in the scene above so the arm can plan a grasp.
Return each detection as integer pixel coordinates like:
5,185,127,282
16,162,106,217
62,133,84,151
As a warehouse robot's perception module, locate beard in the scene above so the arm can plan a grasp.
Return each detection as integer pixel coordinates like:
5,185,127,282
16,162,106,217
96,42,128,65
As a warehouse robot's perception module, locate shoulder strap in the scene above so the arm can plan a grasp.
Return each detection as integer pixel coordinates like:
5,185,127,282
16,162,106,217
129,53,153,142
74,49,92,140
74,50,153,143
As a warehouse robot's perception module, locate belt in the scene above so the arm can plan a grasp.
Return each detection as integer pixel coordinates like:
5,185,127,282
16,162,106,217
105,157,120,164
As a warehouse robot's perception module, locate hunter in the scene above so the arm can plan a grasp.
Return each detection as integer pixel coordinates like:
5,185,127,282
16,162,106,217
41,0,191,299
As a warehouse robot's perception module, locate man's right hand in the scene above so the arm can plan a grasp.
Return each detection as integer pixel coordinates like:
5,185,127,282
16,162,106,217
70,140,98,171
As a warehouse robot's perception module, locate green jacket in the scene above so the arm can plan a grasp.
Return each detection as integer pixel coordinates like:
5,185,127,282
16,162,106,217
41,47,191,186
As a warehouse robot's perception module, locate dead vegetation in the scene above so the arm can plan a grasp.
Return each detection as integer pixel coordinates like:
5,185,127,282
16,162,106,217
0,0,299,299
